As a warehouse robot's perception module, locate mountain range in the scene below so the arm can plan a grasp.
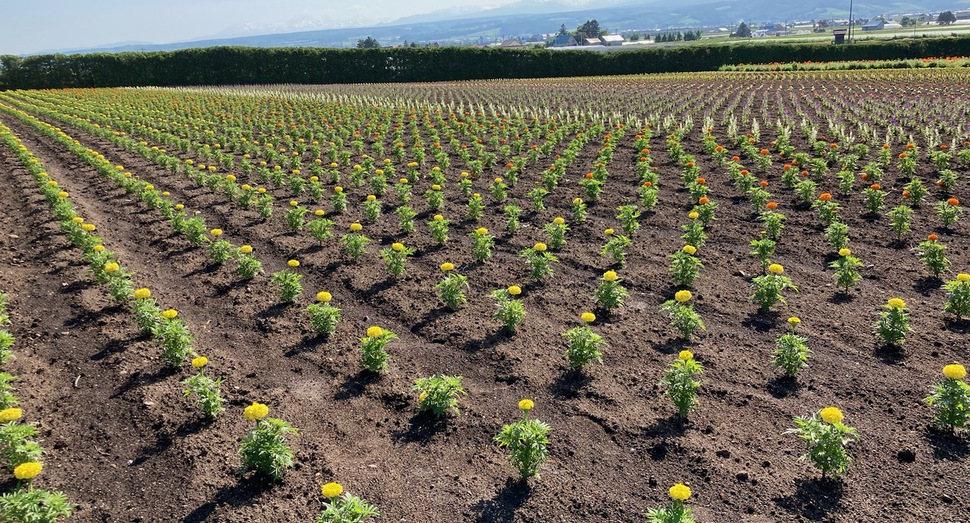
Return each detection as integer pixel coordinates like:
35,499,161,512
41,0,968,55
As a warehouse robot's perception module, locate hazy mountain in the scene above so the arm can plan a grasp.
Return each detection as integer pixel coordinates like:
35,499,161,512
43,0,967,55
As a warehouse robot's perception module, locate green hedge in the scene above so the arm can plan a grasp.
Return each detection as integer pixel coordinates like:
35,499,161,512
3,36,969,90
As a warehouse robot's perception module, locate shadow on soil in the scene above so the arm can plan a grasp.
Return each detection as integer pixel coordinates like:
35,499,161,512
651,337,687,355
924,426,970,461
392,411,448,444
462,330,509,352
110,366,179,399
549,368,593,400
766,376,801,398
129,418,211,468
644,415,688,440
471,478,533,523
914,276,943,296
333,370,378,400
181,479,275,523
742,310,780,333
873,344,906,365
773,477,845,521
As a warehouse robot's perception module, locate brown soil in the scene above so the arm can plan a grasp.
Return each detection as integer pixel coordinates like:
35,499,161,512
0,89,968,523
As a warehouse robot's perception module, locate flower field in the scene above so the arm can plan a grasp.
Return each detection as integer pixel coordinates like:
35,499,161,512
0,68,968,522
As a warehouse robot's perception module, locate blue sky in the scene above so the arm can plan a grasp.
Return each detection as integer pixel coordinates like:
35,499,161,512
1,0,556,55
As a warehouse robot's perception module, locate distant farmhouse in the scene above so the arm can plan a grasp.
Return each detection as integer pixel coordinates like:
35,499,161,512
862,19,885,31
552,34,578,47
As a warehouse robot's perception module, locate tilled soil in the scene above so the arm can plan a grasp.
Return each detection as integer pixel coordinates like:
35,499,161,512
0,94,968,523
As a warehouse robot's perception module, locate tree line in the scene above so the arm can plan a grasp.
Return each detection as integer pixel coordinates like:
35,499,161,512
2,36,969,90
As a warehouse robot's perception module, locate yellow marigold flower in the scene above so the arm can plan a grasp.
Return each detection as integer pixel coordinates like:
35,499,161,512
13,462,42,480
350,223,363,231
820,407,844,424
191,356,208,368
669,483,691,501
161,309,178,320
678,350,694,361
133,288,151,300
243,402,269,421
239,245,253,254
534,242,547,252
603,270,618,282
81,223,96,232
838,248,851,257
367,326,383,338
768,263,784,275
518,399,534,411
367,194,376,201
581,312,596,323
419,391,428,402
431,184,442,191
321,482,343,499
461,172,469,178
675,290,692,303
440,262,455,272
682,245,697,255
289,200,298,207
72,216,84,224
115,165,124,171
495,177,503,183
788,316,801,326
225,174,236,182
210,229,223,237
943,364,967,380
0,407,23,422
392,242,404,252
257,188,266,193
104,262,119,273
399,178,409,184
93,245,105,252
957,274,970,282
57,191,69,199
688,211,699,220
553,217,565,225
314,209,325,216
507,285,522,296
330,162,339,168
604,228,614,236
175,204,185,210
162,191,170,197
288,260,300,268
315,291,333,303
334,186,344,193
433,214,443,221
573,197,583,205
887,298,906,309
476,227,488,235
48,180,58,188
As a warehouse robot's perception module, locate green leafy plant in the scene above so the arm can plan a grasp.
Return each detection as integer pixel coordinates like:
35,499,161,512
316,482,379,523
751,264,797,311
154,309,195,366
235,245,262,280
413,374,466,418
829,248,863,293
774,317,811,377
340,224,371,260
669,245,702,287
362,195,382,223
307,292,341,337
308,216,337,243
601,230,632,266
937,198,963,229
492,286,526,332
660,290,705,341
470,228,495,262
182,356,225,418
359,326,397,373
944,273,970,321
379,242,415,277
504,204,521,233
660,350,703,418
436,264,469,310
238,402,298,481
0,487,73,523
749,234,776,271
887,205,913,240
544,217,569,249
562,313,606,368
271,261,304,303
788,407,858,478
594,270,628,311
521,243,558,281
494,400,550,479
925,364,970,431
915,236,949,278
616,204,641,236
874,298,911,347
824,221,850,252
427,214,450,244
646,484,695,523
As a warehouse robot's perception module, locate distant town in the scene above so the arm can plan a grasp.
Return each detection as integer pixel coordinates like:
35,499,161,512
356,9,969,50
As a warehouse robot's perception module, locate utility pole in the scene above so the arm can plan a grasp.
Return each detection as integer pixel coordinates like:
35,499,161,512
848,0,854,43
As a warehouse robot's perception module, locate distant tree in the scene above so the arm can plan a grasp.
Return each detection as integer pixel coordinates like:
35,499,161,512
558,24,569,36
356,37,381,48
575,19,605,40
938,11,957,25
900,16,915,27
628,32,640,42
813,19,830,32
731,22,752,38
